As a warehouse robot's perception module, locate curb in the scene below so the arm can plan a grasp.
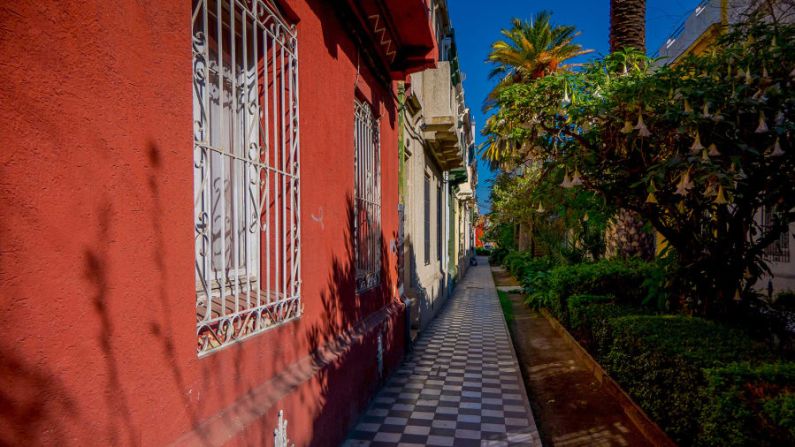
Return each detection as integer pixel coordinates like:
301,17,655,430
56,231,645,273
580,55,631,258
539,309,677,447
485,259,544,446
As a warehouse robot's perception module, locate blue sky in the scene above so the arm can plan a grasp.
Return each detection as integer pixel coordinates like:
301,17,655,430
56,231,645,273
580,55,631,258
447,0,704,213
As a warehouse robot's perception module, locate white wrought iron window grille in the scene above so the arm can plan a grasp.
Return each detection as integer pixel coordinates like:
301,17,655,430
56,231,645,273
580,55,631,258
762,206,790,263
423,173,431,266
354,100,382,292
193,0,300,356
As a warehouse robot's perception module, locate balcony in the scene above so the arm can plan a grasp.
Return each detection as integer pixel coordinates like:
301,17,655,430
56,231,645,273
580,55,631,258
413,61,465,170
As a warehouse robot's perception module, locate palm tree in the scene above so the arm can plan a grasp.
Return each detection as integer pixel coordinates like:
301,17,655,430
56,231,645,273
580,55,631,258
605,0,654,260
483,12,591,256
485,11,591,107
482,12,591,164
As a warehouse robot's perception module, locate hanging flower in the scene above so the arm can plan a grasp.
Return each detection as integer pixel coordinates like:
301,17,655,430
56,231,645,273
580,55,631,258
675,170,694,196
684,99,693,113
571,168,583,186
635,113,650,137
690,131,705,152
536,202,546,213
701,149,710,162
714,185,728,204
736,166,748,180
562,84,571,107
770,137,785,157
745,66,753,85
708,143,721,157
702,103,712,119
755,111,769,133
560,171,573,188
762,65,771,82
771,37,778,49
594,87,603,98
775,111,786,126
620,120,634,134
734,289,742,302
583,213,589,222
736,67,745,80
703,181,715,197
646,192,658,204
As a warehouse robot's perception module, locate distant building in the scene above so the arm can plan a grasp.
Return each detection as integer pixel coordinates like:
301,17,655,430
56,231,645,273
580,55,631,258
399,0,477,338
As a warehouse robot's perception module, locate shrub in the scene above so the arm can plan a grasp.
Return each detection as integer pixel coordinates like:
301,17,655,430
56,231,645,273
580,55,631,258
567,294,614,330
601,315,771,445
502,251,555,280
565,295,647,355
524,259,660,322
475,247,492,256
699,362,795,446
489,247,510,265
764,394,795,440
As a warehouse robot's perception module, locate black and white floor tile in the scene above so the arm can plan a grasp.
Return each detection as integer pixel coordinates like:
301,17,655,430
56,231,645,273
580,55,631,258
343,258,541,446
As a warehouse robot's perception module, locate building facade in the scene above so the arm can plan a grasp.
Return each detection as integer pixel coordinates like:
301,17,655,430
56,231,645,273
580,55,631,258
0,1,441,446
399,0,476,337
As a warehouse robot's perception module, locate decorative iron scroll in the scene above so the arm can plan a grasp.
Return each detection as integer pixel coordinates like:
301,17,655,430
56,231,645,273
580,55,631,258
193,0,301,355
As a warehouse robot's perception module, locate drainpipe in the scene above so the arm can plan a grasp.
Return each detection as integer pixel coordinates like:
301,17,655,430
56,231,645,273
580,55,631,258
397,82,412,352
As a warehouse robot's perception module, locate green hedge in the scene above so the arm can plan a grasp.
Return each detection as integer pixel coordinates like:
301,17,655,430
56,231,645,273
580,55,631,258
525,259,795,446
566,294,646,356
503,251,556,281
600,316,775,445
699,363,795,446
525,259,658,321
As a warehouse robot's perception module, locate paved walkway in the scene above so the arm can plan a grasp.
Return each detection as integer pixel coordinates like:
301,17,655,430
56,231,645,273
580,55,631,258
344,257,541,446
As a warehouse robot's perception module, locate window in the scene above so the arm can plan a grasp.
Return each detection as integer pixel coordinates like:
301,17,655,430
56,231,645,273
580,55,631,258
192,0,300,356
424,173,431,265
762,206,790,263
437,184,443,261
354,100,381,292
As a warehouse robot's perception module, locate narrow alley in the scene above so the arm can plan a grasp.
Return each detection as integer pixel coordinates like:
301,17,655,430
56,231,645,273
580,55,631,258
345,258,541,446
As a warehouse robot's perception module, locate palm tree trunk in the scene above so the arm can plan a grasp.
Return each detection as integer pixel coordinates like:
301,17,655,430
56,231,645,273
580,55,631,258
607,0,653,260
610,0,647,52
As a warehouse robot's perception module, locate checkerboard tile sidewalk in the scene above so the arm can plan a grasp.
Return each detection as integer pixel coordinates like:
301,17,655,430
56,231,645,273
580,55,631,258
343,258,541,446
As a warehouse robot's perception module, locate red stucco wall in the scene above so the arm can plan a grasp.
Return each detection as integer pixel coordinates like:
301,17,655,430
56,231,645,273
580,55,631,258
0,1,405,446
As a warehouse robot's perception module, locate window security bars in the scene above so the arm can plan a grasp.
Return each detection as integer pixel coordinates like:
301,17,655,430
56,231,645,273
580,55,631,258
354,100,382,292
437,184,443,262
193,0,300,355
424,174,431,265
763,206,790,263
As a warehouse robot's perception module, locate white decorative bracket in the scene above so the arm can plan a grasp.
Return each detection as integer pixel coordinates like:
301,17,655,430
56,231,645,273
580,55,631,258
274,410,293,447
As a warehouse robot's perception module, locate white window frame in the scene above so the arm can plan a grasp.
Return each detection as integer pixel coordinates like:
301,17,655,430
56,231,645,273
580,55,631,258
354,99,382,292
193,0,300,356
